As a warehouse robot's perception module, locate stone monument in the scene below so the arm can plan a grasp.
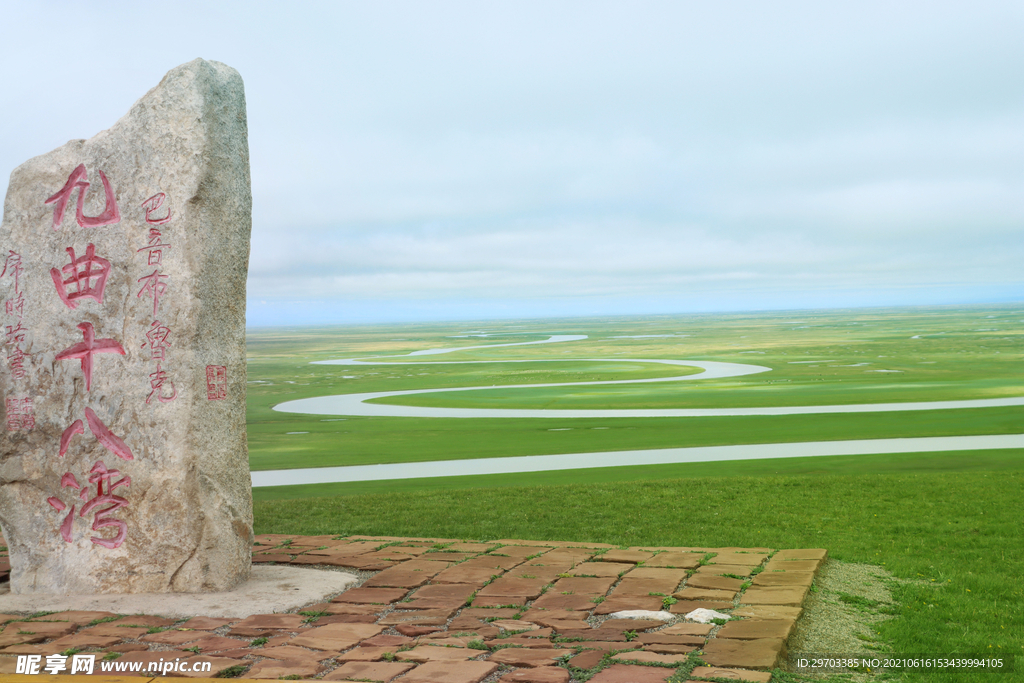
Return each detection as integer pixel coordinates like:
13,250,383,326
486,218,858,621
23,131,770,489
0,59,253,594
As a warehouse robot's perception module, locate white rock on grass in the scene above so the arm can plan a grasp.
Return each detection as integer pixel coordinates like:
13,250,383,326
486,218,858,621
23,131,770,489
607,610,675,621
685,608,731,623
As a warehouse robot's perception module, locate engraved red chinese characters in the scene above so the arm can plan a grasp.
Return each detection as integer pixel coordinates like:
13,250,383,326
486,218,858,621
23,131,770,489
206,365,227,400
141,193,172,225
50,244,112,309
80,461,131,549
5,397,34,431
46,473,82,543
48,462,131,548
58,408,133,461
45,164,121,230
136,270,169,317
55,322,125,391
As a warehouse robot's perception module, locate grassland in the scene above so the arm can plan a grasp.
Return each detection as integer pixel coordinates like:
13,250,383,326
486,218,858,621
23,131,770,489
247,304,1023,472
248,304,1024,681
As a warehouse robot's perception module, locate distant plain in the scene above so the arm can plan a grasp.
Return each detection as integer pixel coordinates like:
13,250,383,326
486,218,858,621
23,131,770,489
246,304,1023,478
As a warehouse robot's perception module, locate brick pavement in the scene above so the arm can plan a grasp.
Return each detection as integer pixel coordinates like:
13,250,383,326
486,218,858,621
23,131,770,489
0,535,825,682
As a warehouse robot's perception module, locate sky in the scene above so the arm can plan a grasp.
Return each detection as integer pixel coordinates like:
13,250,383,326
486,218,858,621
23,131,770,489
1,2,1021,326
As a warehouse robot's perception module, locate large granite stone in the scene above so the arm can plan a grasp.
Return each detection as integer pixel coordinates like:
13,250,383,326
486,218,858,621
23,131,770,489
0,59,253,593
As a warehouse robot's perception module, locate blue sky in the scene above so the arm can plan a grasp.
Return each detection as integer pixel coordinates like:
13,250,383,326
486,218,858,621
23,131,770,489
1,2,1021,325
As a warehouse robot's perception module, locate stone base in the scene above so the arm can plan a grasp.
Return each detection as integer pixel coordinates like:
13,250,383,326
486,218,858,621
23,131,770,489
0,565,357,618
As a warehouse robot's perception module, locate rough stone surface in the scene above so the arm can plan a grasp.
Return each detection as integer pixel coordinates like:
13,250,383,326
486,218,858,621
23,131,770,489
689,666,773,682
498,667,571,683
644,552,703,568
322,660,416,681
751,571,815,586
611,650,688,664
588,663,674,682
0,58,253,594
400,660,499,683
772,548,827,561
687,574,744,591
489,647,573,667
717,618,795,640
701,637,786,669
740,585,809,606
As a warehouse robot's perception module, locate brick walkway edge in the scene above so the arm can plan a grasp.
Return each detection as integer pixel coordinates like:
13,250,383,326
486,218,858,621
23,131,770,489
0,535,827,682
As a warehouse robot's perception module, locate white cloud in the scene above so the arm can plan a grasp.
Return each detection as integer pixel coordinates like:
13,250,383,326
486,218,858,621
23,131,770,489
1,1,1021,324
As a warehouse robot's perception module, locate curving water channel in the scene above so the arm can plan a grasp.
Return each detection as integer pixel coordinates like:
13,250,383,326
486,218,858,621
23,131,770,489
257,334,1024,487
274,335,1024,418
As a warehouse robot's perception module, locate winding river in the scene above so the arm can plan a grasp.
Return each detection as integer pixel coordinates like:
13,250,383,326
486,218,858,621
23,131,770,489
256,334,1024,487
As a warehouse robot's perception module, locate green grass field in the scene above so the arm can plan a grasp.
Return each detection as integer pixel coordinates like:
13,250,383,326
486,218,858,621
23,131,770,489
247,304,1022,471
248,304,1024,681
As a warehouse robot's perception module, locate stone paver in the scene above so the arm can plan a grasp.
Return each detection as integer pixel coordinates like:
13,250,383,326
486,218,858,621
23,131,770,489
432,565,502,585
0,537,826,681
644,552,703,568
567,649,605,669
592,596,663,613
751,571,815,586
690,666,773,682
694,563,754,576
763,558,820,571
499,666,571,682
246,658,325,679
289,623,384,650
610,577,678,596
740,585,809,606
258,645,342,663
489,647,574,666
530,593,596,610
717,618,796,640
702,637,787,669
595,549,654,564
687,574,745,591
332,587,408,604
551,576,617,595
43,632,122,649
772,548,827,560
323,660,417,681
232,613,308,630
400,660,500,683
180,616,235,630
567,562,625,577
395,644,479,662
588,663,675,682
637,632,704,646
599,618,664,632
611,650,689,664
708,552,769,565
660,622,714,636
673,587,737,600
477,577,549,599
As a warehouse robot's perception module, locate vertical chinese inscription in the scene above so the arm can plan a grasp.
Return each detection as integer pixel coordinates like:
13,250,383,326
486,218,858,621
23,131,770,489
44,165,133,549
137,194,176,404
2,251,32,430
